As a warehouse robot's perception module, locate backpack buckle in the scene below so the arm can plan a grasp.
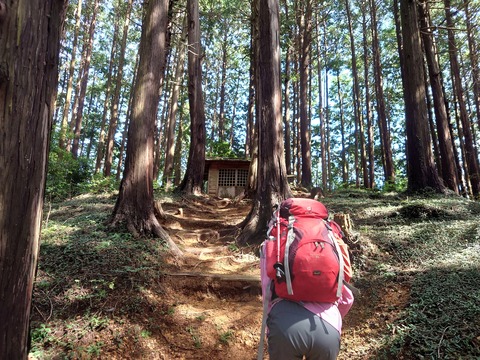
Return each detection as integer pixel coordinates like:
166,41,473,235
273,262,286,283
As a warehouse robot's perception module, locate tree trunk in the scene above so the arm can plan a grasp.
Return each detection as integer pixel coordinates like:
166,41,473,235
237,0,292,245
229,85,239,149
95,15,119,174
173,106,185,187
361,3,375,189
399,0,446,193
154,47,169,182
178,0,207,195
424,66,441,173
164,15,187,190
282,0,292,175
315,17,328,191
218,20,229,142
104,0,134,177
246,0,257,159
72,0,100,158
370,0,395,185
59,0,83,150
116,59,138,181
345,0,367,188
444,0,480,197
245,0,259,196
418,0,459,193
337,73,348,185
298,0,312,188
451,105,469,196
0,0,67,357
110,0,182,259
294,60,301,185
325,64,333,191
463,0,480,133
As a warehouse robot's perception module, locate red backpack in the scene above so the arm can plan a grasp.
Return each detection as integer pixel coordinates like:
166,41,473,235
264,198,353,303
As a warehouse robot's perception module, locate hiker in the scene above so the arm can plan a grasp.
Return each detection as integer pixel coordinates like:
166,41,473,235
258,198,355,360
260,254,354,359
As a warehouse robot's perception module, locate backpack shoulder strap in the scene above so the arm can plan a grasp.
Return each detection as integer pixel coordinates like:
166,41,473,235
284,215,296,296
325,221,344,298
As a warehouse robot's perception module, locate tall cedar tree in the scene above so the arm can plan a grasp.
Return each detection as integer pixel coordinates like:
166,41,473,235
283,0,292,176
345,0,368,187
72,0,99,158
418,0,459,193
0,0,67,357
298,0,313,188
164,15,187,190
110,0,182,258
361,3,375,189
463,0,480,132
444,0,480,197
178,0,207,195
370,0,395,184
95,15,119,173
104,0,134,177
245,0,259,196
237,0,292,245
59,0,83,150
399,0,446,193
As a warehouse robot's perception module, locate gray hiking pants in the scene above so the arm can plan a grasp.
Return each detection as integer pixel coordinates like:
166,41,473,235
267,300,341,360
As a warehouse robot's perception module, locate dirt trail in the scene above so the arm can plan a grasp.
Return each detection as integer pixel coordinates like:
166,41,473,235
134,196,409,359
153,197,264,360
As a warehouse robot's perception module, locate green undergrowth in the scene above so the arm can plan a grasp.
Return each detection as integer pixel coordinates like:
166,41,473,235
323,190,480,359
31,189,480,359
31,193,170,359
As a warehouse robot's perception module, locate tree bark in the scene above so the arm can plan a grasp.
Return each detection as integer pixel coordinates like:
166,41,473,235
345,0,367,188
237,0,292,245
173,107,185,187
298,0,313,188
399,0,446,193
59,0,83,150
164,15,187,190
444,0,480,197
246,0,259,196
463,0,480,133
116,56,138,181
95,14,119,174
110,0,182,259
104,0,134,177
418,0,459,193
72,0,100,158
246,0,258,160
337,72,349,185
218,19,229,142
370,0,395,185
315,16,328,191
0,0,67,357
361,1,375,189
178,0,207,195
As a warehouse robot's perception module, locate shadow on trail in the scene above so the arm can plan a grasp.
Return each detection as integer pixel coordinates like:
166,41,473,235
31,194,262,359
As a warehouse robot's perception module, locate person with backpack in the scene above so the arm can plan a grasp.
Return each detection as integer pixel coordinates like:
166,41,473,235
258,198,355,360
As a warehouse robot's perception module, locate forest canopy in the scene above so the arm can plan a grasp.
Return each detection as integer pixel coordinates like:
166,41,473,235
50,0,480,199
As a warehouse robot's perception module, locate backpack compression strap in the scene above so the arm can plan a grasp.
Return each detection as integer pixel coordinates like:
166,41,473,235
284,215,296,296
326,223,345,298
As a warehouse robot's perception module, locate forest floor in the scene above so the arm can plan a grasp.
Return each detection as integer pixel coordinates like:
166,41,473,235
30,189,480,359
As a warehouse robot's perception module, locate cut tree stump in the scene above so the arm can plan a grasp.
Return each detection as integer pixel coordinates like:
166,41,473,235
333,213,358,246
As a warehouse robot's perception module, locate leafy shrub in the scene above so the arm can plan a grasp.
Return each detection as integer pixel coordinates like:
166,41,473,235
78,173,120,194
46,147,92,200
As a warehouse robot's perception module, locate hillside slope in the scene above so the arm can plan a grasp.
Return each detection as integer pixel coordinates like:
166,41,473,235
31,190,480,359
